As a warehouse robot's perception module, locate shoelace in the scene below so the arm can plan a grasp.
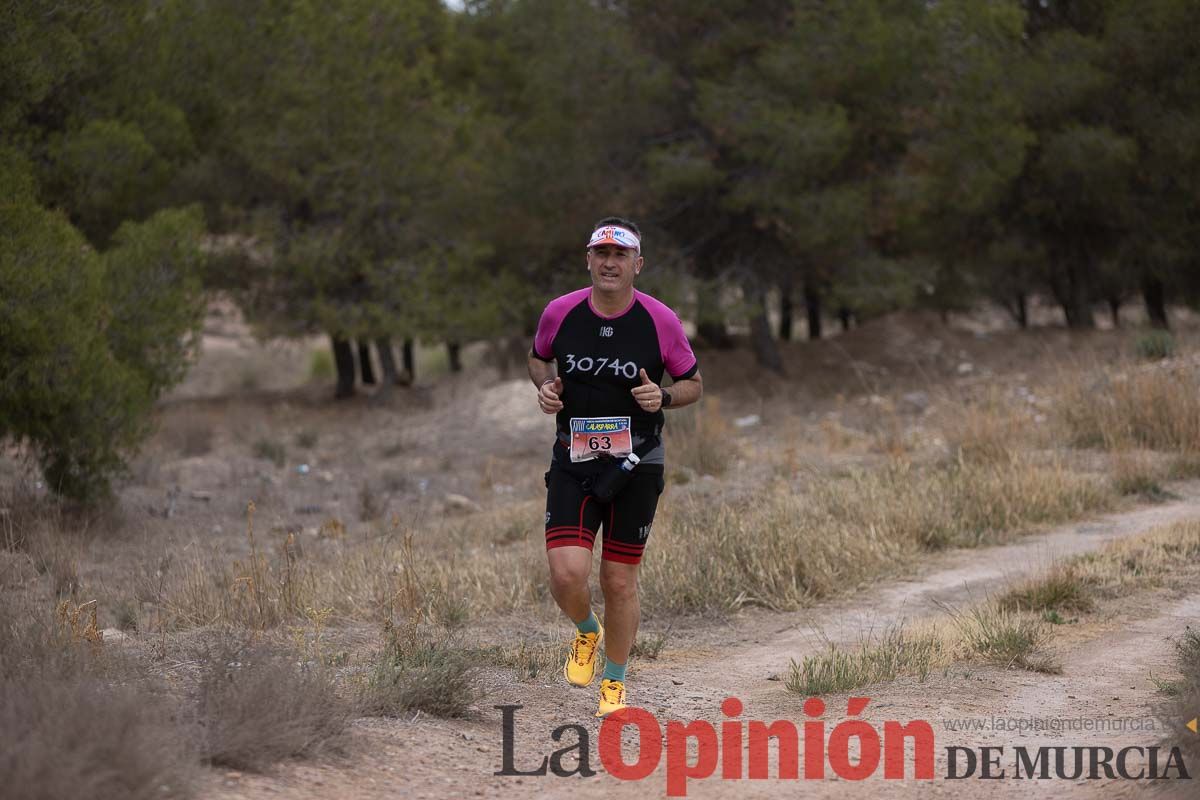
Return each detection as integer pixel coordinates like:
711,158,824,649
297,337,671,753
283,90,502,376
601,681,625,703
571,632,598,665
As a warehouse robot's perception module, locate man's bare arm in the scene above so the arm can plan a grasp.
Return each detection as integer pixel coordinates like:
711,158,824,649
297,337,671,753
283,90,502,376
528,351,563,414
665,371,703,409
527,351,556,389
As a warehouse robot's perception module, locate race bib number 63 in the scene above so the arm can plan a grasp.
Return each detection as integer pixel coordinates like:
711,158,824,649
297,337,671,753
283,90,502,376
569,416,633,463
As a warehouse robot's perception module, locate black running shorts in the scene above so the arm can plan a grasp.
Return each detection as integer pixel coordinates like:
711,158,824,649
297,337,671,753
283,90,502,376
544,443,665,564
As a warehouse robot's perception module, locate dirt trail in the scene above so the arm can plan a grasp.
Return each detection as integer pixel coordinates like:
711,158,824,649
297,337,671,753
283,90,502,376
212,489,1200,800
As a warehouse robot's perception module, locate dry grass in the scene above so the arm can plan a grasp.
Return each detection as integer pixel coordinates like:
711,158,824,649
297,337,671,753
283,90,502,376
786,603,1056,696
161,507,550,631
787,626,943,696
997,564,1095,614
1001,520,1200,620
666,397,736,476
482,639,562,682
163,503,314,629
359,618,479,718
785,519,1200,696
153,454,1111,628
1108,450,1174,501
947,604,1059,673
940,390,1037,464
1056,361,1200,453
643,457,1111,613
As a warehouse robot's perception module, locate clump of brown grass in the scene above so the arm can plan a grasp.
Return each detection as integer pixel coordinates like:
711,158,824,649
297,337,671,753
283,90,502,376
1072,519,1200,600
940,390,1034,464
1056,362,1200,453
997,564,1094,614
787,626,943,696
947,603,1059,673
666,398,736,476
1108,450,1174,501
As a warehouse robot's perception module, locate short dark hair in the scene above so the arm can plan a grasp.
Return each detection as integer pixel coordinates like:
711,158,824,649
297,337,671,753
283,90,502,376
592,216,641,240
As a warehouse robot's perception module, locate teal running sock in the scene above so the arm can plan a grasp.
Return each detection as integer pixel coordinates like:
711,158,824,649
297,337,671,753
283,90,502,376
574,610,600,635
603,658,627,683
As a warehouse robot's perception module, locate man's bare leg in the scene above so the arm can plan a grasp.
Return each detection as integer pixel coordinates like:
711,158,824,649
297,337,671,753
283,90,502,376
598,559,640,666
547,546,592,622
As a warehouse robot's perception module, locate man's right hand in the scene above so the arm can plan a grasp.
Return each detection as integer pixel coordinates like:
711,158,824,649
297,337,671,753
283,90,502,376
538,377,564,414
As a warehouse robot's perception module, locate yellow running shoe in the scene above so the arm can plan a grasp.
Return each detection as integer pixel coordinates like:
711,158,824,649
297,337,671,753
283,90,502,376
563,622,604,687
596,678,626,717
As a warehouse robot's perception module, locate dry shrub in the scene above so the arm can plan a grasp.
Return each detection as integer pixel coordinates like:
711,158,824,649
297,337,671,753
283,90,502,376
0,595,195,799
0,677,194,800
1056,362,1200,452
359,618,478,718
193,638,352,771
666,397,736,476
642,457,1112,613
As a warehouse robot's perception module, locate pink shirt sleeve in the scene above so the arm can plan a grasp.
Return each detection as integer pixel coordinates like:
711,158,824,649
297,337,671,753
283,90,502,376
532,288,589,361
638,291,698,380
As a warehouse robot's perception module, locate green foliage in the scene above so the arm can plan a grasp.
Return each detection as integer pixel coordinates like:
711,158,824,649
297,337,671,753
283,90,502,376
0,196,204,501
1135,330,1175,361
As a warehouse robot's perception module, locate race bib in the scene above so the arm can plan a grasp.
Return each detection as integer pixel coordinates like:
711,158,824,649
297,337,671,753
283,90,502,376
569,417,633,463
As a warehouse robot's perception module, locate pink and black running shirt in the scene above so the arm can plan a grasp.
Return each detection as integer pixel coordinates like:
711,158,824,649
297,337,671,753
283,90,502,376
532,288,698,439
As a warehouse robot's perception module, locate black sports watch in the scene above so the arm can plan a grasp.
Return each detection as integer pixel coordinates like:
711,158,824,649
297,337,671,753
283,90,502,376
661,388,673,408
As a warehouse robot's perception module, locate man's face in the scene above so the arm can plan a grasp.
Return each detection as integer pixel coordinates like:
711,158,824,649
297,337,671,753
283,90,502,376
587,244,642,292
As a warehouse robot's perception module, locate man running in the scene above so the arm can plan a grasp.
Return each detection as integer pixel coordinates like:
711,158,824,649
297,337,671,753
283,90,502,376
528,216,703,717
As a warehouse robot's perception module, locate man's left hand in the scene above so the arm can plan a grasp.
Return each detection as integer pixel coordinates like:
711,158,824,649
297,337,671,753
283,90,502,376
631,368,662,412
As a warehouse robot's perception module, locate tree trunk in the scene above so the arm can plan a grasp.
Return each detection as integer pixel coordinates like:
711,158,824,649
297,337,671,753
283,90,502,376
804,280,822,340
370,338,398,404
1108,296,1121,329
744,279,784,374
838,307,853,332
357,340,376,384
1142,274,1169,329
376,337,398,385
447,341,462,373
1060,260,1096,329
778,277,793,342
1014,291,1028,330
695,284,733,349
331,335,356,399
401,338,415,384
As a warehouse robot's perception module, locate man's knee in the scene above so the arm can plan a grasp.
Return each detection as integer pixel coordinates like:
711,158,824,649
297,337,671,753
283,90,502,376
548,554,591,592
599,564,639,599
